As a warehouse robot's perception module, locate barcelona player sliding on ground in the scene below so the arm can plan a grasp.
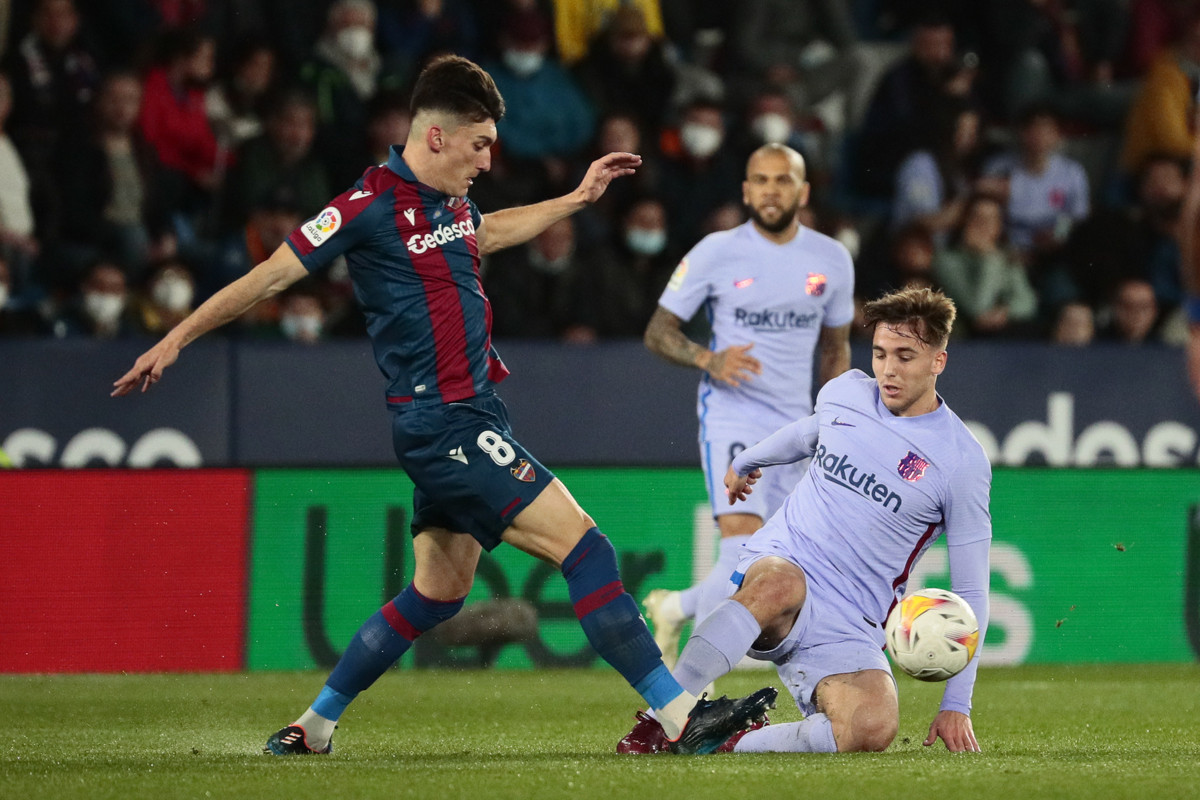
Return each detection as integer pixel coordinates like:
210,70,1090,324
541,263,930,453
619,287,992,755
113,55,775,756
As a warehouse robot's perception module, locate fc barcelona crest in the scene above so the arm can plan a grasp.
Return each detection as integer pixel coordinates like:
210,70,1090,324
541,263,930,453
897,451,929,482
511,459,537,482
805,273,827,296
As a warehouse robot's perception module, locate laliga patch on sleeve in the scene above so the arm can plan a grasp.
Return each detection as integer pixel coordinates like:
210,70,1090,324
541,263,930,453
666,257,689,292
302,207,343,247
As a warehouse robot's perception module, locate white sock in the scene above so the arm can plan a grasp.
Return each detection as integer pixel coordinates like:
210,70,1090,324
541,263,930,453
654,690,699,740
732,714,837,753
693,535,751,623
656,590,686,626
295,707,337,750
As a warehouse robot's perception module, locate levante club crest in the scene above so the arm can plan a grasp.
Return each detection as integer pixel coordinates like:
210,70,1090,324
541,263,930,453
897,451,930,482
511,459,536,482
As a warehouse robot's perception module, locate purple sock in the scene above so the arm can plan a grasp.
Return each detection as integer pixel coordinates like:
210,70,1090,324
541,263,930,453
733,714,838,753
672,598,761,695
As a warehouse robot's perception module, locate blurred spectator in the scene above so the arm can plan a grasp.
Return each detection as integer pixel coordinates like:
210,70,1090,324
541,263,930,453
700,202,745,235
51,71,164,289
1055,153,1186,311
892,101,991,242
855,12,979,200
658,98,741,252
0,254,49,336
981,105,1089,265
376,0,479,86
482,216,587,339
213,185,305,293
135,257,196,336
575,6,677,132
1098,277,1161,343
735,89,830,186
301,0,397,187
53,260,138,339
1124,0,1194,77
1120,10,1200,176
0,72,38,292
550,0,666,65
3,0,100,170
485,9,595,164
570,111,661,247
980,0,1132,127
222,88,331,232
206,37,278,150
570,196,676,339
933,193,1039,338
863,222,937,298
1051,300,1095,345
731,0,861,134
278,287,328,344
137,28,224,213
364,90,412,167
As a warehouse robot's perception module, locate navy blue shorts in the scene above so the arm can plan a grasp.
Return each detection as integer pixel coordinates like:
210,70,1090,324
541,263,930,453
390,392,555,551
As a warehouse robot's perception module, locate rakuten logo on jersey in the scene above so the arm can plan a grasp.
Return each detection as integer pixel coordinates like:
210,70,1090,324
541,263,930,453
734,307,819,331
407,218,476,255
813,443,902,513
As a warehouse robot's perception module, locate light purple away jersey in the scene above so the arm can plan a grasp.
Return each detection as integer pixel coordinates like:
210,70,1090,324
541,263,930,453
658,221,855,435
735,369,992,621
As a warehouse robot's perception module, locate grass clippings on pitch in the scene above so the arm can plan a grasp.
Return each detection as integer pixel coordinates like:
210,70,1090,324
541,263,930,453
1,664,1198,800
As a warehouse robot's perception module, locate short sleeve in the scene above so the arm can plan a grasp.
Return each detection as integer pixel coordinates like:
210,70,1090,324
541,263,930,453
657,237,719,321
823,242,856,328
286,184,390,273
943,446,993,547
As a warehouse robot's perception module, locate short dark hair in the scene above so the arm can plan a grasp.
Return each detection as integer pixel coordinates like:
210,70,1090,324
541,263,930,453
410,55,504,124
862,286,957,348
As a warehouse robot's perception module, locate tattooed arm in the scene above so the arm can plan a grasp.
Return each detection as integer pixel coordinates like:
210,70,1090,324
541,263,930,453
643,306,762,387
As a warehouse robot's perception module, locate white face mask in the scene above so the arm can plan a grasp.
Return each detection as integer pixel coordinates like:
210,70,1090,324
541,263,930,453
502,49,545,78
0,285,9,309
680,122,723,159
625,227,667,256
281,314,323,341
336,26,374,60
151,275,194,312
752,113,792,144
84,292,126,325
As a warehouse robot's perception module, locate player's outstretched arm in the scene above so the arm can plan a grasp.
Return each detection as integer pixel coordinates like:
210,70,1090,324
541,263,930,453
924,709,980,753
644,306,762,386
111,244,308,396
477,152,642,255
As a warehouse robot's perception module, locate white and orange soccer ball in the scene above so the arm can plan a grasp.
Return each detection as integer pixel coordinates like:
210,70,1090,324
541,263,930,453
884,588,979,682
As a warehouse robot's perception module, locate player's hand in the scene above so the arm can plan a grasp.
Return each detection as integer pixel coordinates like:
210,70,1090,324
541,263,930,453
703,343,762,387
575,152,642,204
111,338,181,396
924,710,980,753
725,465,761,505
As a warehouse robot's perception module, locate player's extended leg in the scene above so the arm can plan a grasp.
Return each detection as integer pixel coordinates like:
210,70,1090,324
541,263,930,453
672,556,806,695
730,670,898,753
265,528,480,755
644,513,761,669
502,478,776,752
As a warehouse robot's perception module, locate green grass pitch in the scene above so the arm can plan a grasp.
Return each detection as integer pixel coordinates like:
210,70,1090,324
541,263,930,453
2,664,1198,799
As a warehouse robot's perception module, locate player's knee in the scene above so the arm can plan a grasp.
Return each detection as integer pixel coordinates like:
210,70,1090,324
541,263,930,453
837,708,898,753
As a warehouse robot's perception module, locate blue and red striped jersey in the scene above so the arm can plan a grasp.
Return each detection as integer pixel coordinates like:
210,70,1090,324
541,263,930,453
286,146,509,407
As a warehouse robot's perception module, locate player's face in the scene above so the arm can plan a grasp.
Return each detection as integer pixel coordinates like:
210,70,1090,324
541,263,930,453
743,152,809,234
871,322,947,417
438,119,496,196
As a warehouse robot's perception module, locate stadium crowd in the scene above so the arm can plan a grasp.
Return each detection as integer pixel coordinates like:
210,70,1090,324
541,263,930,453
0,0,1192,348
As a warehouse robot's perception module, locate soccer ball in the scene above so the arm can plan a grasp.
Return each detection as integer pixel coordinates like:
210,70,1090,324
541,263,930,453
884,588,979,682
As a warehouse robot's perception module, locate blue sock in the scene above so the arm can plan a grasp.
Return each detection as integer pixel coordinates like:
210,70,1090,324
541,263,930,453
315,584,464,720
563,528,684,709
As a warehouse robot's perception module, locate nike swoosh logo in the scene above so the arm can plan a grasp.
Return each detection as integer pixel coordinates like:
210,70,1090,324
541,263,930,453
349,190,373,200
831,417,855,427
